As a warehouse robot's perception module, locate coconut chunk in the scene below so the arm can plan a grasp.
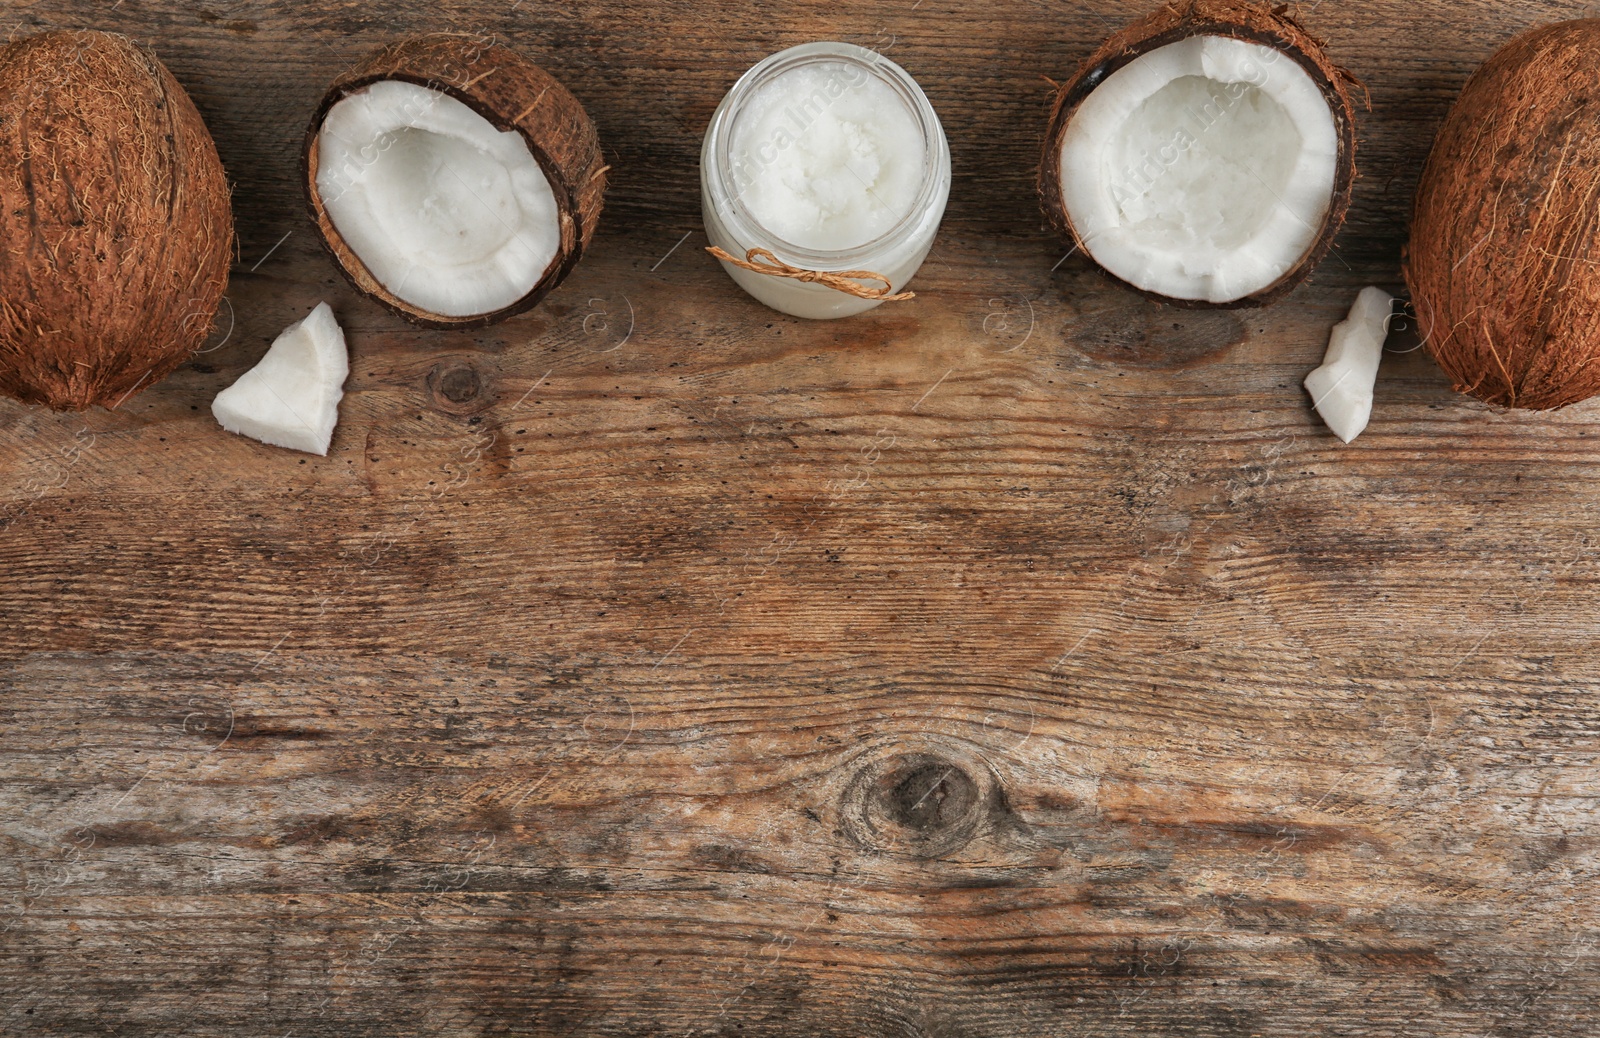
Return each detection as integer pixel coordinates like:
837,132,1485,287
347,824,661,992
1305,286,1392,443
315,80,561,319
212,303,349,456
1056,34,1340,305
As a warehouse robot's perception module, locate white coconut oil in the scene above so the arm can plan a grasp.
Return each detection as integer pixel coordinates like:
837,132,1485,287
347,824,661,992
702,43,950,319
731,62,926,251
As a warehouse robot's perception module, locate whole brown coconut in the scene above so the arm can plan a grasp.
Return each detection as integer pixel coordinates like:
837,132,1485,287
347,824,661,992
1039,0,1361,309
304,34,607,330
0,31,233,411
1406,20,1600,410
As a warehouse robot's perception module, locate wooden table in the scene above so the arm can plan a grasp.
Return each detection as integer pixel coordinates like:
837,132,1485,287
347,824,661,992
4,2,1598,1035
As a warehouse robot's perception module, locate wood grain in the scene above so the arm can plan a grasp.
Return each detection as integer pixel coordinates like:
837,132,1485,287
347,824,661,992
3,2,1599,1036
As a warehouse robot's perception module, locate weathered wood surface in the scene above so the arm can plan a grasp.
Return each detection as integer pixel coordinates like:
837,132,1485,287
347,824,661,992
3,1,1599,1035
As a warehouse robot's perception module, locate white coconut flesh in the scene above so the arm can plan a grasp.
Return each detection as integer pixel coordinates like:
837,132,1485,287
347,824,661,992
1058,35,1339,303
315,80,561,318
212,302,349,456
1305,286,1392,444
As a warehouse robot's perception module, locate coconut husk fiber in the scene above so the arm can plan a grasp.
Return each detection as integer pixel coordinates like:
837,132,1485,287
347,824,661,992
1406,19,1600,410
0,30,233,411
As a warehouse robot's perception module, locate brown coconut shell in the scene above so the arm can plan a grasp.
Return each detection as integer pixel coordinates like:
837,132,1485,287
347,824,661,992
304,34,607,331
0,30,233,411
1405,20,1600,411
1038,0,1362,309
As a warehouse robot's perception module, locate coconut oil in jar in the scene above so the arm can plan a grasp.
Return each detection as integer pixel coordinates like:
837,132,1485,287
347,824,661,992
701,42,951,319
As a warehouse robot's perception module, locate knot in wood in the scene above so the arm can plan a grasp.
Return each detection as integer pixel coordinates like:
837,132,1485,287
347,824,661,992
840,749,996,859
427,360,488,411
885,760,979,833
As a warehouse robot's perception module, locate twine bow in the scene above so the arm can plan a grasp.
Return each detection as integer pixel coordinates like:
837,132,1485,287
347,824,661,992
706,246,914,302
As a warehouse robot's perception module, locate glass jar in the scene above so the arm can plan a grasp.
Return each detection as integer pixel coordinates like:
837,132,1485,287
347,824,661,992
701,41,951,320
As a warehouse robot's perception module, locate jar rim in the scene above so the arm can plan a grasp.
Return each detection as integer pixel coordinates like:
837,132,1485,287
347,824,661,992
704,41,946,266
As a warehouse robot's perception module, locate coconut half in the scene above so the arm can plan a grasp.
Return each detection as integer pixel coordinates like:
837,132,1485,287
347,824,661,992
1040,1,1360,308
305,35,606,330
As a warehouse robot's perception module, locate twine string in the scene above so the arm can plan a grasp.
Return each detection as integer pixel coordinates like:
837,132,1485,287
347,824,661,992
706,246,914,302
